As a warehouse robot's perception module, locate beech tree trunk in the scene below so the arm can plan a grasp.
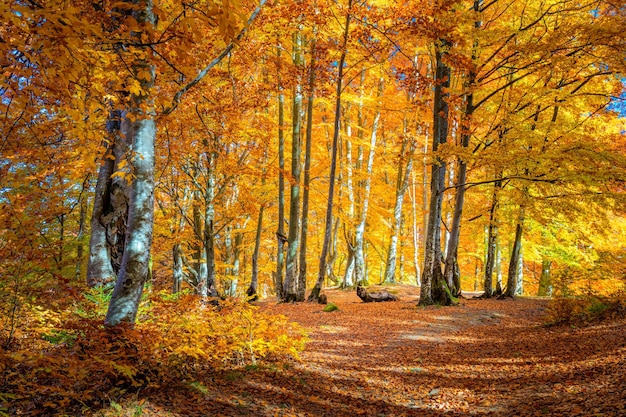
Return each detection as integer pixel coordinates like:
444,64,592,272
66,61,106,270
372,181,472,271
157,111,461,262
275,49,286,299
505,208,524,298
282,29,304,302
419,40,452,306
105,0,156,325
247,205,264,300
87,110,129,288
538,258,552,296
299,35,316,300
484,177,502,298
313,0,352,299
384,131,414,283
354,78,382,285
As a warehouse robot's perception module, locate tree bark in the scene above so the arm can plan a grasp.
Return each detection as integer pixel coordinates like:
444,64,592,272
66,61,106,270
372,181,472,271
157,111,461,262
504,208,524,298
419,39,452,306
282,29,304,302
87,110,129,288
538,258,552,296
275,45,286,299
247,205,264,301
314,0,353,297
299,34,316,300
384,131,415,283
356,285,398,303
484,176,502,298
105,0,156,325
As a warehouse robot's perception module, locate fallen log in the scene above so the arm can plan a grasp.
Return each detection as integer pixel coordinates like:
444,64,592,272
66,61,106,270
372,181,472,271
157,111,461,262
356,285,398,303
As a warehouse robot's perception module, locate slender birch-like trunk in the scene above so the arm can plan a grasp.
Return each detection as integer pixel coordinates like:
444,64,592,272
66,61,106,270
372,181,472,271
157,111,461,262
299,34,316,300
283,29,304,302
384,128,415,283
354,78,383,285
275,44,286,299
314,0,353,297
484,176,502,298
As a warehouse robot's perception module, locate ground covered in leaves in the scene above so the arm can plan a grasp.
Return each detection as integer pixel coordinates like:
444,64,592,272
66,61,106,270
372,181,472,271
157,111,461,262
83,285,626,417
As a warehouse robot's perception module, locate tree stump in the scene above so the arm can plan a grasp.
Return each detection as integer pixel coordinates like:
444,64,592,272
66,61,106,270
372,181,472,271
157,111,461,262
356,285,398,303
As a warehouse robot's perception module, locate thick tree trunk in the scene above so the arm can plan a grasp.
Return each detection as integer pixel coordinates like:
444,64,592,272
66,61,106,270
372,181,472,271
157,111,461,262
419,40,452,306
105,0,156,325
538,258,552,296
87,111,129,288
504,209,524,298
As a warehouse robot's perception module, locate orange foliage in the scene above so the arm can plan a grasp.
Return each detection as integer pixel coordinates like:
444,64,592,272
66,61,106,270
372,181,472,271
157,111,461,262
0,291,306,415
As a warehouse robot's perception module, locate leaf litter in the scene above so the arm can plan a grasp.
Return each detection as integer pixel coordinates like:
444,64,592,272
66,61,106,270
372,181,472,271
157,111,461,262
92,285,626,416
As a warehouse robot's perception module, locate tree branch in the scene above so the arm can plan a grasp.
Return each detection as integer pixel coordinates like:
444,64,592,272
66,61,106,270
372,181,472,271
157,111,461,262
162,0,268,115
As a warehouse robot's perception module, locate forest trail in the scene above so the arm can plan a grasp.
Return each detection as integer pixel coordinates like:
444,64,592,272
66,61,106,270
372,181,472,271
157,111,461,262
117,285,626,416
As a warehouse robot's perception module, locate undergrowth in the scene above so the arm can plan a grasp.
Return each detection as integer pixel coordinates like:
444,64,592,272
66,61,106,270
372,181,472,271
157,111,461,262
0,289,307,416
543,291,626,326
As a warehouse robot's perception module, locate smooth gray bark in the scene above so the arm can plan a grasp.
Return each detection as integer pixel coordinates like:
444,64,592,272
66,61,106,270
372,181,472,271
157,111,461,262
354,78,382,285
283,29,304,302
275,45,286,299
484,177,502,298
419,40,452,306
300,34,316,300
505,208,524,298
105,0,156,326
384,133,415,283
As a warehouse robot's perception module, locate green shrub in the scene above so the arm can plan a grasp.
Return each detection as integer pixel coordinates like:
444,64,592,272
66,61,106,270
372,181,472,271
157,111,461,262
323,303,339,312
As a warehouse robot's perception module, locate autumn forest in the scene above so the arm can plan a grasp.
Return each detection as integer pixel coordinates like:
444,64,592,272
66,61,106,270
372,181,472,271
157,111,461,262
1,0,626,415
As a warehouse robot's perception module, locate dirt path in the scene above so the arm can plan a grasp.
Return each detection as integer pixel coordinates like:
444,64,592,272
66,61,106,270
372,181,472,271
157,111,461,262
132,285,626,416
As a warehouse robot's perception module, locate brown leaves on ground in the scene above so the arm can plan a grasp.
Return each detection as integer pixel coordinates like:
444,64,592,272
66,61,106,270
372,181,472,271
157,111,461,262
10,285,626,416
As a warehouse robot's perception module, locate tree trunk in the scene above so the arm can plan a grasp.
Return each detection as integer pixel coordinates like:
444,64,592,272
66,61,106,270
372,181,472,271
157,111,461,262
282,29,304,302
504,208,524,298
538,258,552,296
495,239,503,295
410,170,421,284
173,243,183,293
105,0,156,325
384,131,415,283
299,34,316,300
484,177,502,298
76,197,87,279
87,110,129,288
314,0,352,298
275,47,286,299
247,205,264,301
354,77,383,285
419,39,452,306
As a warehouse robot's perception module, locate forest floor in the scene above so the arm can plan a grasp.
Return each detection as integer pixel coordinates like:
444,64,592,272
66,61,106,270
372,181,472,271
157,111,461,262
96,285,626,416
